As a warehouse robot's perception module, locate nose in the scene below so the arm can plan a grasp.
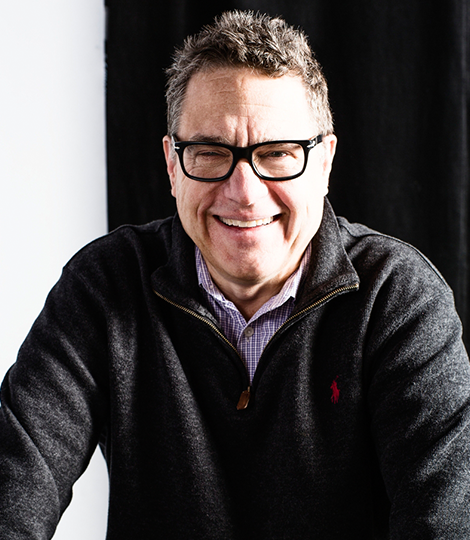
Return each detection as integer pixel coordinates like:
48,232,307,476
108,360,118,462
223,160,269,206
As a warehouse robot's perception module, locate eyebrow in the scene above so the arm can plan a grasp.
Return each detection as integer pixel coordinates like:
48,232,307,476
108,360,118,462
184,134,285,146
186,133,231,144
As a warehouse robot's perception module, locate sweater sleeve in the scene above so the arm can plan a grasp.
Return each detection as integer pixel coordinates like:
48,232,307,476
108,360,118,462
0,266,109,539
366,284,470,538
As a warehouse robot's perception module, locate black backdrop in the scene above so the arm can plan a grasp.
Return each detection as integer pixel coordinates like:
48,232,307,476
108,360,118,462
105,0,469,348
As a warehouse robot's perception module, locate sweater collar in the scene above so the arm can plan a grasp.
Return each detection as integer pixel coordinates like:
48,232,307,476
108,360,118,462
151,198,359,317
292,198,360,315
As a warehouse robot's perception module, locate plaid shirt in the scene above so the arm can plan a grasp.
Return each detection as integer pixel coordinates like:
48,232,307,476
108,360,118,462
196,244,311,383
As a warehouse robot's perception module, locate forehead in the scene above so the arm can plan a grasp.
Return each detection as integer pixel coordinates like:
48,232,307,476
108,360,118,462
178,67,315,142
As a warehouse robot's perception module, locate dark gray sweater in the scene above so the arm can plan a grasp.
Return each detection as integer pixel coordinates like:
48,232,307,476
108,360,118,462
1,200,470,539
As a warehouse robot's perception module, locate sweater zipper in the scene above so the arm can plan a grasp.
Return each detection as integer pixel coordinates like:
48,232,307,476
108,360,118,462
250,282,360,390
153,282,358,410
271,283,359,335
153,289,241,356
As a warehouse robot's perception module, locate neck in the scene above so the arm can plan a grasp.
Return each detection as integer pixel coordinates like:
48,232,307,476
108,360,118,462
196,246,310,321
212,278,285,321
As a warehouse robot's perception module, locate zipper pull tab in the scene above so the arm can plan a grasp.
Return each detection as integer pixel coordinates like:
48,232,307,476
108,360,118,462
237,386,251,410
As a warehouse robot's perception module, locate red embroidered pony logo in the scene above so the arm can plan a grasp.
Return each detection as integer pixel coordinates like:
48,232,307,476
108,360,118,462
330,376,340,404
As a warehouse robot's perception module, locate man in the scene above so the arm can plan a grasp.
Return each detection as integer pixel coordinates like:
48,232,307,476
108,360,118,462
1,10,470,539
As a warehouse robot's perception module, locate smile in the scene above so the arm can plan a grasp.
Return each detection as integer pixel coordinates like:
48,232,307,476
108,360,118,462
218,216,275,228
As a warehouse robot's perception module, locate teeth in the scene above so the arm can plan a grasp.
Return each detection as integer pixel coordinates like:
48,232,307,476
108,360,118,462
219,216,274,228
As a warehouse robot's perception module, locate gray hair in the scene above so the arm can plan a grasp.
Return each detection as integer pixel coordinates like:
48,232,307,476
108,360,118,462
165,11,333,137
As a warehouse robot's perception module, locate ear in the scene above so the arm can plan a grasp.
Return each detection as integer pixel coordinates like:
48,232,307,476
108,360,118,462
163,135,178,197
322,134,337,178
320,134,337,195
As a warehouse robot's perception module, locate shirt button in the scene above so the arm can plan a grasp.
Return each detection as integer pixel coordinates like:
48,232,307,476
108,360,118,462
244,327,254,338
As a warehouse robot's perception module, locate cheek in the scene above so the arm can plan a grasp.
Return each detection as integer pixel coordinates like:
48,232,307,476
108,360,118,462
271,183,307,216
174,178,217,221
172,176,193,220
278,179,326,227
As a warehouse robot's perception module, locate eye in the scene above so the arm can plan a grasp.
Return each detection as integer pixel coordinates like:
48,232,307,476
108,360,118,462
187,145,231,160
263,150,289,159
255,143,301,161
197,150,226,158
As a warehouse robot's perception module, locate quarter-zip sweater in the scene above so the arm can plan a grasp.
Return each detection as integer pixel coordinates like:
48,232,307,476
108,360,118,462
1,199,470,539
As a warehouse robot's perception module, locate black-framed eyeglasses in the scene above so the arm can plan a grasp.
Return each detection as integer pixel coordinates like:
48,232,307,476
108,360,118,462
172,135,323,182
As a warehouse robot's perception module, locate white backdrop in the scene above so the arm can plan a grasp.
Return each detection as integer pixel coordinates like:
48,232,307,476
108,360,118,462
0,1,109,538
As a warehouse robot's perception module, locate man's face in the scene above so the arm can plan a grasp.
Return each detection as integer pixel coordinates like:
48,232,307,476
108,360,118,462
163,68,336,297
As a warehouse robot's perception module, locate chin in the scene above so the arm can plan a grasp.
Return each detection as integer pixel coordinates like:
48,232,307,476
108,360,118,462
230,262,280,284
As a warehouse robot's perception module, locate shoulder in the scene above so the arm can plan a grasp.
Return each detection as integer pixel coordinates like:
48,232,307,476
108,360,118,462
334,217,467,383
337,215,449,294
61,216,176,291
335,215,459,345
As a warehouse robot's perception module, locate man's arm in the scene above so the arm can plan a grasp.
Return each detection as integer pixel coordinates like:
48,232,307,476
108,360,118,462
0,266,108,539
366,287,470,538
